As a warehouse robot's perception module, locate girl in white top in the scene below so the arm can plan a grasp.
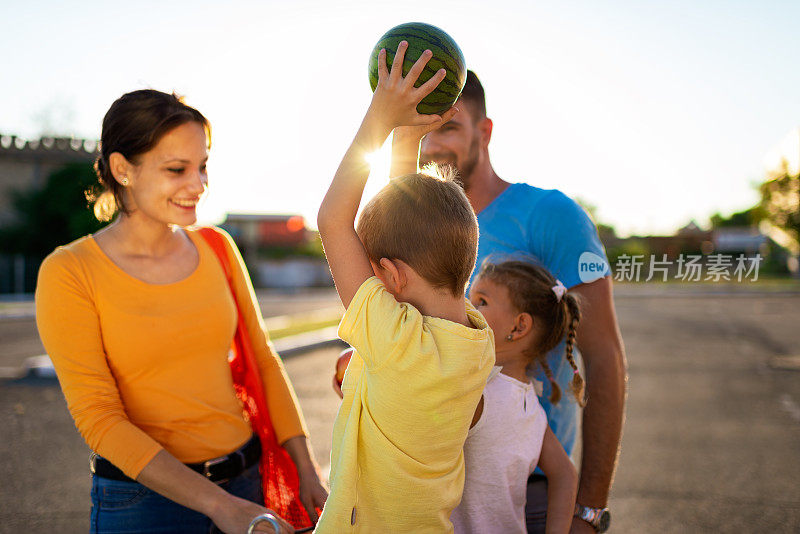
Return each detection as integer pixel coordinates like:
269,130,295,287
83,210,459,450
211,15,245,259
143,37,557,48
452,259,586,534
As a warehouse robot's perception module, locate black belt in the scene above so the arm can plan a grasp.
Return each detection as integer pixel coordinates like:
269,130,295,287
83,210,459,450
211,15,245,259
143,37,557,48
90,434,261,484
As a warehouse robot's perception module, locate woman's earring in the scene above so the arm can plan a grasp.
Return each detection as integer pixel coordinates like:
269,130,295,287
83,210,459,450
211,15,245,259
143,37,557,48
506,334,513,341
120,177,129,186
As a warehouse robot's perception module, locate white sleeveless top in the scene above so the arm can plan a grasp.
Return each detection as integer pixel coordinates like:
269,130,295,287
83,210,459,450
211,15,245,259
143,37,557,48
451,367,548,534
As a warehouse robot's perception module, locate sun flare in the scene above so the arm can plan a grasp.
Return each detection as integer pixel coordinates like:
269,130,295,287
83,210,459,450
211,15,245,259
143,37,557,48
365,140,393,180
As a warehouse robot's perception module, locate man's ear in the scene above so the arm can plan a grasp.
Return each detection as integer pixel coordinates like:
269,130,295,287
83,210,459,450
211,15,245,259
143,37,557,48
513,312,535,339
478,117,493,149
378,257,407,292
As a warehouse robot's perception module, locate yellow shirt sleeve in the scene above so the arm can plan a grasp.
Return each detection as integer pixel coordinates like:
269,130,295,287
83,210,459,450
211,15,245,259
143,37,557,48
35,248,163,478
214,228,309,444
337,276,423,371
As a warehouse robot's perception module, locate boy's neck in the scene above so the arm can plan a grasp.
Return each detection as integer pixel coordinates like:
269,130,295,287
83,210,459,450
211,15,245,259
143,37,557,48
404,291,471,327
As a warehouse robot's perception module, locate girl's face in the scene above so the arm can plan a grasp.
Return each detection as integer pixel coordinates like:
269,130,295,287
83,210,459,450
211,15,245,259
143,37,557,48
469,275,523,365
123,121,209,227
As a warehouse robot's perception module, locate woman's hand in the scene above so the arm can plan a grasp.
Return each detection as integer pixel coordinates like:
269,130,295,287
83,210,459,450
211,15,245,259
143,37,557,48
209,493,294,534
367,41,449,132
297,465,329,523
136,449,292,533
281,435,328,523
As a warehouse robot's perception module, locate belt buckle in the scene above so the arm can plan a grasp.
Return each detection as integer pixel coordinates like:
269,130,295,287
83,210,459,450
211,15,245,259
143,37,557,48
89,451,99,474
203,456,228,480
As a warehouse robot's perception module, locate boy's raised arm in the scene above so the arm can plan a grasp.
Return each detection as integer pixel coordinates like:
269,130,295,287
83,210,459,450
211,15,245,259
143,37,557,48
317,42,450,308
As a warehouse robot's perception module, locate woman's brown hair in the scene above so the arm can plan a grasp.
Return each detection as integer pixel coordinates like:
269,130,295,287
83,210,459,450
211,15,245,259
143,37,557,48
478,259,586,406
92,89,211,221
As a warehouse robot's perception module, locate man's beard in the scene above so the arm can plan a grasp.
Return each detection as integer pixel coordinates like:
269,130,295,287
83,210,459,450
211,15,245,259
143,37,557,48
421,134,480,190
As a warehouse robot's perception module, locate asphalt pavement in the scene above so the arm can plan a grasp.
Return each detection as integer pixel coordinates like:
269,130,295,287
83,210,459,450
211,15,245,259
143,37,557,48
1,284,799,532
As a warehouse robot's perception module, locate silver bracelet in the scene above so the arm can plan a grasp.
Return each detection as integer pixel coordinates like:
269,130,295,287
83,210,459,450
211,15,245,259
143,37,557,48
247,512,282,534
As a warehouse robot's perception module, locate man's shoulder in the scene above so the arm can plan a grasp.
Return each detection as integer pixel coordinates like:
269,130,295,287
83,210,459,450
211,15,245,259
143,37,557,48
504,186,593,238
508,183,583,215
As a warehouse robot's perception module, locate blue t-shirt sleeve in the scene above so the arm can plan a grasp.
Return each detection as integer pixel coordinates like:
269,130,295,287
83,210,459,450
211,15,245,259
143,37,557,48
529,191,610,289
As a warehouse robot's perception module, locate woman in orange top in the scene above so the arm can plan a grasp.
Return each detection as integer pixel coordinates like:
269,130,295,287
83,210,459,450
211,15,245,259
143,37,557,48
35,90,327,534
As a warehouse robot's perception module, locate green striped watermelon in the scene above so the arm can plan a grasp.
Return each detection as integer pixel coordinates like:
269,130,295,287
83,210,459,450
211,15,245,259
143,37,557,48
368,22,467,115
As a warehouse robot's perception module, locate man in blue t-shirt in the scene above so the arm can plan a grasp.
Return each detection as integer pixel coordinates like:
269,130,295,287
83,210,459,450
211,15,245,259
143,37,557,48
392,71,627,534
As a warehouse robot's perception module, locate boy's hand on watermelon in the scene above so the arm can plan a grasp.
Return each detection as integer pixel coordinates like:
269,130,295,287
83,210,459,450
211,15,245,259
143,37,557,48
394,105,459,142
389,106,459,178
367,41,449,131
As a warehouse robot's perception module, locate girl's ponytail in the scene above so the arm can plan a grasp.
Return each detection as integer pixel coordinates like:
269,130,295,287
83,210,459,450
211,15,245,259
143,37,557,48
540,359,562,405
563,293,586,407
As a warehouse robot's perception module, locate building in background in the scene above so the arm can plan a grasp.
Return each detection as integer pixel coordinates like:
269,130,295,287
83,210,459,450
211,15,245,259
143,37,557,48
221,213,309,251
600,219,789,280
0,134,98,225
220,213,332,289
0,132,335,294
0,134,99,294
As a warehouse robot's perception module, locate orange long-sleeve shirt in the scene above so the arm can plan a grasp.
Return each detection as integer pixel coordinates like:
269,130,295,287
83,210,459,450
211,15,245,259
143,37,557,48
35,226,308,479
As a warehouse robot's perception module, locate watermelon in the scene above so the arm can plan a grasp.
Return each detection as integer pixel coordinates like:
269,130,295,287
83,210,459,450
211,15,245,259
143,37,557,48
368,22,467,115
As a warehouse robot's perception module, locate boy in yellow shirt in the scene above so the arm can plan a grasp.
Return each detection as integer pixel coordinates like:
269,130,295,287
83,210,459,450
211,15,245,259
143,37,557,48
315,42,495,532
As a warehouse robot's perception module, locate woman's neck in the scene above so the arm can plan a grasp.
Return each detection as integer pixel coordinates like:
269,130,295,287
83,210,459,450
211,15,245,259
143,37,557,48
100,214,185,258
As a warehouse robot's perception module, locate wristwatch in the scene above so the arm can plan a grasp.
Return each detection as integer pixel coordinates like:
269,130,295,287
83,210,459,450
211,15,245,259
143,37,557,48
574,503,611,532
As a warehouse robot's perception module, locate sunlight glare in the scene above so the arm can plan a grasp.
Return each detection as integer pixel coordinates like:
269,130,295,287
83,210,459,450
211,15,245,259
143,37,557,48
365,144,392,179
360,136,395,210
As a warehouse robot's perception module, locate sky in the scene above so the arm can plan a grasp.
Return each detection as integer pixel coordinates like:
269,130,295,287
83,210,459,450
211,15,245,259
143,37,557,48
1,0,799,237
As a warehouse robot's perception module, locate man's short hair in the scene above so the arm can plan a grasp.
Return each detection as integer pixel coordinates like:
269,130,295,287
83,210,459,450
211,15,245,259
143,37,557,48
459,70,486,121
356,165,479,297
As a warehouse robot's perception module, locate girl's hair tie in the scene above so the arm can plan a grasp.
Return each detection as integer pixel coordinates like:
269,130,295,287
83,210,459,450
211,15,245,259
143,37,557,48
551,280,567,302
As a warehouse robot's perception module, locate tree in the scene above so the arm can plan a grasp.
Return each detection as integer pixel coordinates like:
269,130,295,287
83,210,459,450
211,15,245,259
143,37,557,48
759,163,800,254
709,206,764,229
0,163,108,260
574,196,617,242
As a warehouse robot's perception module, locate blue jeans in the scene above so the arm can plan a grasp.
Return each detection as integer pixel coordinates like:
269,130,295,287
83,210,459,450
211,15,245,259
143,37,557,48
90,463,264,533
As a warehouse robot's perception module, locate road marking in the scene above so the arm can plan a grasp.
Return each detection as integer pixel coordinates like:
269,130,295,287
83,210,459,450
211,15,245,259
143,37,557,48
263,307,343,331
0,366,26,379
779,394,800,423
769,355,800,371
0,355,57,380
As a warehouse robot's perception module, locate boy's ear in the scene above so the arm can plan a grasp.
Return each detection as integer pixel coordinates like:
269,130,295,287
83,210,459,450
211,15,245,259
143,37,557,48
513,312,535,339
378,257,407,292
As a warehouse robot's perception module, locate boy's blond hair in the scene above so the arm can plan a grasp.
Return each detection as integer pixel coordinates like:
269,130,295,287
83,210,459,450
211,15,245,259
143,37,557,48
356,165,478,297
